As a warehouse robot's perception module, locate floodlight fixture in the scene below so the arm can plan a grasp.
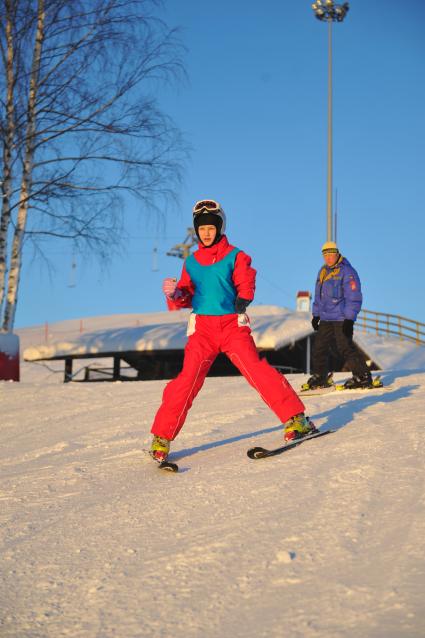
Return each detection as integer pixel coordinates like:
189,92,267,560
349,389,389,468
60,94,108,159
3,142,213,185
312,0,350,22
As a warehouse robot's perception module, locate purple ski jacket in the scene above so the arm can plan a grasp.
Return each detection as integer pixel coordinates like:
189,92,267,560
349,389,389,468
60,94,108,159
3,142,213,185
312,256,363,322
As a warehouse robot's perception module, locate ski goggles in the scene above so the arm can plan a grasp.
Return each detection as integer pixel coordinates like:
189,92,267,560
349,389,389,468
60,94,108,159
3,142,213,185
192,199,222,215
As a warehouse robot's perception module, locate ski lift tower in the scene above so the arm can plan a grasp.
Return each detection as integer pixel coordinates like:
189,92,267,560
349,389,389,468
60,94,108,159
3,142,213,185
167,228,197,260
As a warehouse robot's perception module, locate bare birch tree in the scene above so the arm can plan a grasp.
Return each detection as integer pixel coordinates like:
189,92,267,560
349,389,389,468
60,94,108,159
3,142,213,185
0,0,185,331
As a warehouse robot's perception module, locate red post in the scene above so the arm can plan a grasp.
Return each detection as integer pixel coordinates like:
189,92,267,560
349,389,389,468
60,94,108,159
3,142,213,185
0,333,20,381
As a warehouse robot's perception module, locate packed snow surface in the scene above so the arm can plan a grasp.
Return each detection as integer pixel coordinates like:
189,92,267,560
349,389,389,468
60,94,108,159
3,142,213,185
1,361,424,637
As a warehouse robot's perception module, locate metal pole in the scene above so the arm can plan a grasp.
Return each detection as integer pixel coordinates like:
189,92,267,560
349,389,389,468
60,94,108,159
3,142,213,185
306,336,311,375
312,2,349,242
327,17,333,241
334,188,338,243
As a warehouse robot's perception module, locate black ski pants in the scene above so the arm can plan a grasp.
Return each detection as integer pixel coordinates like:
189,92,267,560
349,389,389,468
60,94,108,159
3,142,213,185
312,321,368,379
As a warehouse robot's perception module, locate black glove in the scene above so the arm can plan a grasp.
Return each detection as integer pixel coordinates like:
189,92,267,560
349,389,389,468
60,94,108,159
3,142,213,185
235,296,251,314
311,316,320,331
342,319,354,339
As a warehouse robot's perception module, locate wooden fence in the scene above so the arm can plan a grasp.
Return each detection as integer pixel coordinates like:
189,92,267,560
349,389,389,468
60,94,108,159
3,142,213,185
358,309,425,345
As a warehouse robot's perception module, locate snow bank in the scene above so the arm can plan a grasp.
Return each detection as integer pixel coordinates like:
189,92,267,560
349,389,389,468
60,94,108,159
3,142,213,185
354,332,425,370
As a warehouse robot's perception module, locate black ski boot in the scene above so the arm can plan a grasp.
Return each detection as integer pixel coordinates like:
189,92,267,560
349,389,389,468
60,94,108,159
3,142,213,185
343,372,373,389
301,373,333,392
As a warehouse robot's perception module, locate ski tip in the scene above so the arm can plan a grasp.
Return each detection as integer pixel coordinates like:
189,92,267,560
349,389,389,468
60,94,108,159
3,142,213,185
158,461,179,473
247,447,267,459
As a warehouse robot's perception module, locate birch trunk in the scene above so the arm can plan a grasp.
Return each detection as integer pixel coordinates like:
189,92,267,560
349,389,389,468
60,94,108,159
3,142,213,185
0,1,185,330
0,0,17,328
2,0,45,331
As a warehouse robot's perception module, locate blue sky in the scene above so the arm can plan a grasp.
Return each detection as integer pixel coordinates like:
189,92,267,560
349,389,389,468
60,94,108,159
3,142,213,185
16,0,425,328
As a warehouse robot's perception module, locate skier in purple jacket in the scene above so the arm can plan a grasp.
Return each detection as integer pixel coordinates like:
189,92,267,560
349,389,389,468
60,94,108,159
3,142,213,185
305,241,373,390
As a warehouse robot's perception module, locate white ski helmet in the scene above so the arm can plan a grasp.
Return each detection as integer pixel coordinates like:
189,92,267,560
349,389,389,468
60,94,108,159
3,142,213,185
192,199,226,239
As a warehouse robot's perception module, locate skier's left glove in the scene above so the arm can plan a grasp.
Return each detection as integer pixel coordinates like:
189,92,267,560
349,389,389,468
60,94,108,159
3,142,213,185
234,296,251,314
342,319,354,339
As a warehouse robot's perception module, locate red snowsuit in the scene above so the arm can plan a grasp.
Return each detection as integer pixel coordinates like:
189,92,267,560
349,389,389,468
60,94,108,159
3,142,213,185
151,236,305,440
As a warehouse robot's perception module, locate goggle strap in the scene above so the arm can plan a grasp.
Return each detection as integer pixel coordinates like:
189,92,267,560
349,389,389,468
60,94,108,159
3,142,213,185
193,200,221,214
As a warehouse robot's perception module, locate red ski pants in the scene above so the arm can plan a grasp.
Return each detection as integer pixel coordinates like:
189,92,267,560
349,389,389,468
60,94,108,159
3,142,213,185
151,314,305,440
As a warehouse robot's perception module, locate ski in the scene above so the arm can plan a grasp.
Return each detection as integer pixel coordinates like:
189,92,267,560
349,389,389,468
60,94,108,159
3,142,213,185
299,386,390,397
143,449,179,472
334,381,386,392
247,429,332,459
299,376,386,396
158,460,179,473
298,386,336,397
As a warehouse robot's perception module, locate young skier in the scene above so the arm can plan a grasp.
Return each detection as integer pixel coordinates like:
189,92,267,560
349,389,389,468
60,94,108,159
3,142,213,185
150,199,317,462
304,241,374,390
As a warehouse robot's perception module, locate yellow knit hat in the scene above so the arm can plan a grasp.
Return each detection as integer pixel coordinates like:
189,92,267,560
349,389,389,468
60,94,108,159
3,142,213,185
321,241,339,254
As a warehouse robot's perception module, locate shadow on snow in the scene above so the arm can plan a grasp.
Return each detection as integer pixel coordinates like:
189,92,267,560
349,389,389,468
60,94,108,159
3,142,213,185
172,383,418,462
173,423,282,462
313,384,419,433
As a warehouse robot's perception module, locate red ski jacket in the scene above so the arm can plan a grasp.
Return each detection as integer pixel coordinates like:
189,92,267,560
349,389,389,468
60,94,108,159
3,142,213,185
167,235,256,311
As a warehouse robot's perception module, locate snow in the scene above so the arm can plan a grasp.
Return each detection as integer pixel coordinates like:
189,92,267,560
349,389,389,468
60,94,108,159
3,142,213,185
21,306,312,362
1,359,425,637
20,307,425,373
354,332,425,371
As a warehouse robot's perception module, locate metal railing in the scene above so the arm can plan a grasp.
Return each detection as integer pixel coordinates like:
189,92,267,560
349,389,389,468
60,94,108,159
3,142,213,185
358,309,425,345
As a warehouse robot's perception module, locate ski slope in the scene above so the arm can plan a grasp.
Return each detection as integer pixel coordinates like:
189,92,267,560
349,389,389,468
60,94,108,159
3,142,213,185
1,363,424,637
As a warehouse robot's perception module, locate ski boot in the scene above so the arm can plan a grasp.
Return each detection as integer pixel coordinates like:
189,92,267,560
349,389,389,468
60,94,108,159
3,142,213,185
301,373,333,392
343,372,376,390
283,413,318,442
150,435,170,463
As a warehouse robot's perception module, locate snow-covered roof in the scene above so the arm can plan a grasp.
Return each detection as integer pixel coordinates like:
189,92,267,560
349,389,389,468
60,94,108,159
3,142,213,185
21,305,425,371
354,332,425,371
22,305,313,361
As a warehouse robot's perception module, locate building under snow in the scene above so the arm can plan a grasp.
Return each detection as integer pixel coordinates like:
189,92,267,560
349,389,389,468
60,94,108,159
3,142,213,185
22,305,396,383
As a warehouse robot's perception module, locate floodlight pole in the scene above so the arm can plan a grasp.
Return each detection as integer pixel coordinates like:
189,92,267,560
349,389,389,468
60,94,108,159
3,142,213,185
312,1,349,242
327,17,333,242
